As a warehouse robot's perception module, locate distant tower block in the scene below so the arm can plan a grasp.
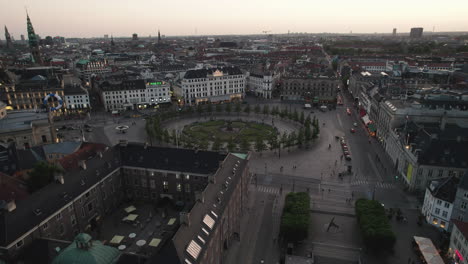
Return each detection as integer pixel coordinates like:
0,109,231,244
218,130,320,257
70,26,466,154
20,34,25,41
132,33,138,41
26,13,43,64
104,34,109,39
4,26,12,48
393,28,397,36
410,27,423,38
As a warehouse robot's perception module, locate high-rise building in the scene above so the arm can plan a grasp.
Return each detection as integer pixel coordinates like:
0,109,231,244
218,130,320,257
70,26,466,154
392,28,397,36
132,33,138,41
26,13,43,64
104,34,108,39
20,34,25,41
4,26,12,48
410,27,423,38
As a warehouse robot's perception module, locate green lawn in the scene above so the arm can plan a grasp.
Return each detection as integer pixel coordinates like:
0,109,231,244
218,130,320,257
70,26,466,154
183,120,277,142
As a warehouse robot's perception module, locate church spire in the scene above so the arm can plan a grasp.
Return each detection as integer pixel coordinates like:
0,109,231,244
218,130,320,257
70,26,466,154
4,26,12,49
26,12,43,64
111,35,115,46
158,29,161,44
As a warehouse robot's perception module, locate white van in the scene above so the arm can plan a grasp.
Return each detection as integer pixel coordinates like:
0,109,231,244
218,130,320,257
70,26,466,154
320,105,328,112
304,104,312,109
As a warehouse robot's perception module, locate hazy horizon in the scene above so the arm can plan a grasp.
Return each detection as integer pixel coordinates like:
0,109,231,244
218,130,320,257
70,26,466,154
2,0,468,38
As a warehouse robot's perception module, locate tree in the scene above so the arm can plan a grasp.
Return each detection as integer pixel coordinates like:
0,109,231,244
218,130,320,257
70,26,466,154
186,106,194,115
268,135,279,151
254,104,261,115
305,123,312,142
171,129,177,145
254,137,266,152
206,104,213,113
227,137,237,152
305,115,312,127
281,132,288,145
297,128,305,147
163,129,171,143
263,105,270,116
280,192,311,243
300,111,305,124
240,137,251,152
215,104,222,113
288,131,297,147
271,106,278,116
292,109,299,121
27,162,62,192
234,103,241,115
211,138,222,151
198,140,209,150
225,103,232,114
244,105,251,115
197,104,204,115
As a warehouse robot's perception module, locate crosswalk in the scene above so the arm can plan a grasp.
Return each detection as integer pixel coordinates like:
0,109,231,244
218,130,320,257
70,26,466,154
351,180,395,189
256,185,281,195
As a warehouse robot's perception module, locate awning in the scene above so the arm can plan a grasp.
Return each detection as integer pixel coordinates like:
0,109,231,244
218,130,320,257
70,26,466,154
124,206,136,213
413,236,445,264
110,235,124,244
149,238,161,248
368,123,376,133
167,218,176,226
123,214,138,222
361,115,371,124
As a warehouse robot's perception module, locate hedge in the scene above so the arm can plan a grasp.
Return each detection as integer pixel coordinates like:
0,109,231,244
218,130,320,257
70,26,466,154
280,192,310,242
355,199,396,250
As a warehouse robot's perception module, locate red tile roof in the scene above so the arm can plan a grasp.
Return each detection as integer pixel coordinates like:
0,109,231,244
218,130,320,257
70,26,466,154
58,142,108,171
0,172,29,201
452,219,468,239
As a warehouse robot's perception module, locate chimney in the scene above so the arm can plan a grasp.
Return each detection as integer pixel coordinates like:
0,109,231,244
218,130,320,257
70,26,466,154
180,211,190,226
119,140,128,147
55,173,65,184
440,112,447,131
79,160,87,170
6,200,16,212
195,191,204,203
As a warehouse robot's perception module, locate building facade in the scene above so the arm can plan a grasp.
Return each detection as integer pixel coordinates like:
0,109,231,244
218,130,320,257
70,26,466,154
421,177,458,231
0,143,238,263
75,59,111,82
247,72,275,99
448,220,468,264
410,27,424,38
181,67,245,105
99,79,171,111
281,76,339,104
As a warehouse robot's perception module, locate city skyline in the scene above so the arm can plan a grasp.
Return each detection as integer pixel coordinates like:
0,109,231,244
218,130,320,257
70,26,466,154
1,0,468,38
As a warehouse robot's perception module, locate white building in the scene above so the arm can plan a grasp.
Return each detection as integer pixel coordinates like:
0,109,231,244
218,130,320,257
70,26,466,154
64,83,90,111
75,59,112,82
247,72,275,99
181,66,245,105
99,79,170,111
421,177,458,231
449,220,468,264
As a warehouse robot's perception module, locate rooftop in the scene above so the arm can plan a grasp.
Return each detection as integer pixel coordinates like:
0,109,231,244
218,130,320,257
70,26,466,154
0,111,50,134
428,176,460,203
184,66,243,79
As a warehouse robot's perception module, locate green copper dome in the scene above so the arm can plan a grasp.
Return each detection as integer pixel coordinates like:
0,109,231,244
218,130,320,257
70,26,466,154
52,233,120,264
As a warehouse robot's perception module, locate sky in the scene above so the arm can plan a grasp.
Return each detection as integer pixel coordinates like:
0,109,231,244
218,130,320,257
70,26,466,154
1,0,468,38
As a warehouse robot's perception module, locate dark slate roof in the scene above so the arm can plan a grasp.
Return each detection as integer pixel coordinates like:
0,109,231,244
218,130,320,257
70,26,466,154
184,66,243,79
98,79,146,92
17,146,46,170
0,143,225,248
64,84,87,96
458,172,468,191
453,220,468,240
119,143,226,174
428,176,460,203
145,240,181,264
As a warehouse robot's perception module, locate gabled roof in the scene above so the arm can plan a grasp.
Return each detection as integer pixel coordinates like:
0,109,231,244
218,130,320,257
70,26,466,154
428,176,459,203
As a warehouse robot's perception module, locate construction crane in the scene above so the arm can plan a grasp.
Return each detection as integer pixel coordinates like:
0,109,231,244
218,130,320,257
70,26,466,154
262,30,271,34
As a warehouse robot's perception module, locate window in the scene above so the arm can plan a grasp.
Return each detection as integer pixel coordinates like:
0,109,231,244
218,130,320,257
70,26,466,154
436,200,442,205
68,205,74,212
438,170,443,177
442,211,448,218
444,202,450,208
41,135,47,143
177,183,182,192
150,179,156,189
432,218,438,225
458,215,464,221
81,207,85,217
435,208,440,215
134,178,139,186
42,222,49,231
440,221,446,228
185,184,191,193
59,223,65,235
56,212,62,220
103,190,107,200
71,214,77,226
87,202,93,212
185,175,190,180
464,192,468,199
163,181,169,192
141,178,147,187
176,174,180,179
85,192,90,199
16,240,24,249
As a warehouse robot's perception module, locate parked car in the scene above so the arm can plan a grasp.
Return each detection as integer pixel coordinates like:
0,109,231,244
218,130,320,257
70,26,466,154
345,155,352,161
350,128,356,133
346,108,351,115
353,122,358,127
